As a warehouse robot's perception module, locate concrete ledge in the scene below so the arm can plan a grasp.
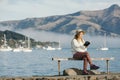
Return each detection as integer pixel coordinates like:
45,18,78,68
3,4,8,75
1,73,120,80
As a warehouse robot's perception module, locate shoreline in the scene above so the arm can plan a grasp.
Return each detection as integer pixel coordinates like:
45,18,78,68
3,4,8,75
0,73,120,80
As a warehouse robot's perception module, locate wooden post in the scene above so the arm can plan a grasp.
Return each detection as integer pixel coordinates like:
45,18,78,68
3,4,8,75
106,60,109,74
58,60,61,75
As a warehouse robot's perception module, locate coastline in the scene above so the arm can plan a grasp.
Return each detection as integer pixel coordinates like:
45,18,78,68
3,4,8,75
0,73,120,80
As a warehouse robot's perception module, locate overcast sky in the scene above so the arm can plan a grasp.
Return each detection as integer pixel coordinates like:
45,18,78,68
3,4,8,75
0,0,120,21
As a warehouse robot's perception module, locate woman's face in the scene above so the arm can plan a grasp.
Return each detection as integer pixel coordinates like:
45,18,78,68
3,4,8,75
78,32,84,38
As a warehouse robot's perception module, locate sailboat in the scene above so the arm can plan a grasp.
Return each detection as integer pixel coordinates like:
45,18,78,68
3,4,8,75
13,47,22,52
43,41,62,50
56,41,62,50
100,33,109,51
0,34,12,51
22,37,32,52
12,43,23,52
45,46,56,50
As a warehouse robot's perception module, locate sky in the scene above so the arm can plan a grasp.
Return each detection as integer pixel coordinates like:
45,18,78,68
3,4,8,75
0,0,120,21
0,0,120,48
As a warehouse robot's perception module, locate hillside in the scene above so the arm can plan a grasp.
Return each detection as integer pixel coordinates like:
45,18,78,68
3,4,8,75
0,4,120,36
0,30,59,48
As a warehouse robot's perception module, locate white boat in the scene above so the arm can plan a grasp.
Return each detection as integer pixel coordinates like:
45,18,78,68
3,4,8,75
0,46,12,51
100,33,109,51
100,47,109,50
12,43,23,52
12,47,23,52
22,48,32,52
22,37,32,52
0,34,12,52
56,47,62,50
43,41,62,50
13,48,21,52
45,46,56,50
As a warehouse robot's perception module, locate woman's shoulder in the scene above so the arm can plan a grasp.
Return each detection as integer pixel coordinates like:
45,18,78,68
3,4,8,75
72,38,77,41
71,39,78,43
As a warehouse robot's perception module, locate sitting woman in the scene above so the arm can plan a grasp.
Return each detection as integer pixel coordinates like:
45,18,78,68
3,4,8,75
71,29,99,75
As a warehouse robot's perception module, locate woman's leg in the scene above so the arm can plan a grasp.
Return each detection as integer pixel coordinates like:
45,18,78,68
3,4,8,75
73,52,99,72
73,52,92,66
83,57,88,72
84,52,92,66
84,52,100,70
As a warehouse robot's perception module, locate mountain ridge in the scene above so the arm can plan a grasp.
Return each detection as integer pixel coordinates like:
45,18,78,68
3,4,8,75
0,4,120,36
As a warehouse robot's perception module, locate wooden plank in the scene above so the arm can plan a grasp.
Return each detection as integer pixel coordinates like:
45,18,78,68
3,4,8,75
52,57,114,61
91,57,114,61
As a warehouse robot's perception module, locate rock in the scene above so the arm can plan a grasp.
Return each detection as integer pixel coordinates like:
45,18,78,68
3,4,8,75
63,68,82,76
89,70,101,75
63,68,101,76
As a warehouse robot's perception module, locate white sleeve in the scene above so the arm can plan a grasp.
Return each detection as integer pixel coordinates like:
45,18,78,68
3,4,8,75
72,39,81,47
72,39,86,50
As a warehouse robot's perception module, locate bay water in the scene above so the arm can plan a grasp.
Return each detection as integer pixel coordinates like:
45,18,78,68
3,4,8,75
0,48,119,77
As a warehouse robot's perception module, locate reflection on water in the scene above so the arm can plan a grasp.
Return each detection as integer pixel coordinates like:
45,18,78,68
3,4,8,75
0,48,120,77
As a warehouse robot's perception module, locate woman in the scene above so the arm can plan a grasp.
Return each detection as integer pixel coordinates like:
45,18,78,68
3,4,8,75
71,29,99,75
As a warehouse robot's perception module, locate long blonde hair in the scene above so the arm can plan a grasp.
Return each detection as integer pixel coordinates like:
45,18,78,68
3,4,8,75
74,32,81,39
74,31,85,43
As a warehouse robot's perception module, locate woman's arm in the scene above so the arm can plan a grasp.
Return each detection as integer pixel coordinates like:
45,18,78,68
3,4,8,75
72,39,86,48
71,39,87,52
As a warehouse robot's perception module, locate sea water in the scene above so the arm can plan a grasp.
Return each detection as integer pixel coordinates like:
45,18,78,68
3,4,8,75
0,48,120,77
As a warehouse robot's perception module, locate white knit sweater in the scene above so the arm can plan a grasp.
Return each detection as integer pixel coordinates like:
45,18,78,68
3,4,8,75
71,39,87,53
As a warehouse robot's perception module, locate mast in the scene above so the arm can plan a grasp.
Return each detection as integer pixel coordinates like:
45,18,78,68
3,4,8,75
4,34,7,46
28,37,30,48
104,33,107,48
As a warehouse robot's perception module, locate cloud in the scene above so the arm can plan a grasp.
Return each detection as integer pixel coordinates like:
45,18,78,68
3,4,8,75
0,0,120,21
84,35,120,48
0,25,13,31
0,26,119,48
14,28,120,48
15,28,73,47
